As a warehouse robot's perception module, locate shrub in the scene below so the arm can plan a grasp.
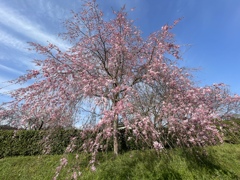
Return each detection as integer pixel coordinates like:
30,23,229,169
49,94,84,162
0,127,89,158
221,118,240,144
41,127,83,155
0,130,43,158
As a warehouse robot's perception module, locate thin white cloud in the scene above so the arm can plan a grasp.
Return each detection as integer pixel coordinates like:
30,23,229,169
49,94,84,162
0,64,23,75
38,0,67,21
0,3,70,50
19,58,36,70
0,53,36,74
0,76,17,94
0,29,29,53
0,76,30,94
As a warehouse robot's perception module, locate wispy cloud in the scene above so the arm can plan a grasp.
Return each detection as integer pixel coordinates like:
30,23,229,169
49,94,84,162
0,64,23,75
0,76,17,94
38,0,68,21
0,53,36,74
0,76,31,95
0,29,29,53
0,3,70,50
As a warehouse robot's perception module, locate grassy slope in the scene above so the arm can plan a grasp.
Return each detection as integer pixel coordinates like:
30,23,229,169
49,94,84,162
0,144,239,180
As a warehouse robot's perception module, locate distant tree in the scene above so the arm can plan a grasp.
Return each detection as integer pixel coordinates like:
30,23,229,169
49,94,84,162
0,106,20,127
0,105,74,130
0,0,240,163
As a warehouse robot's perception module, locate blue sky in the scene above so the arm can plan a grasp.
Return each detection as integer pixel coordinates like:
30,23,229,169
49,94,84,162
0,0,240,104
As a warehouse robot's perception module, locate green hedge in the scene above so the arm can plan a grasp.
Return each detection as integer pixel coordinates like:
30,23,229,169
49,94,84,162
41,128,83,155
0,130,44,158
0,127,150,158
1,119,239,158
0,128,83,158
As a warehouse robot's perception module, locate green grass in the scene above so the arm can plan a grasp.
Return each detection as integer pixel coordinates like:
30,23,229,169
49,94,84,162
0,144,240,180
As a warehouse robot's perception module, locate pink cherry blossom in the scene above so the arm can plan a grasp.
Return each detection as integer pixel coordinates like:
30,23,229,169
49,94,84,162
0,0,240,167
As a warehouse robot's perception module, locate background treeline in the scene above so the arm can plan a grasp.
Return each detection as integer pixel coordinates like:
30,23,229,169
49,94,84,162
0,119,240,158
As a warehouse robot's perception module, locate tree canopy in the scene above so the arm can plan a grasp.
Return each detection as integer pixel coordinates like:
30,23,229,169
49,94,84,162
1,0,240,161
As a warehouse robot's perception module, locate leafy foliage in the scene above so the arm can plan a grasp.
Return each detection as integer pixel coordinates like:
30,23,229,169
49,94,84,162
0,128,83,158
0,130,43,158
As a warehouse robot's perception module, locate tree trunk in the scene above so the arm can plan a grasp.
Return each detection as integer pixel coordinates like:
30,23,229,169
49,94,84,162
113,117,119,155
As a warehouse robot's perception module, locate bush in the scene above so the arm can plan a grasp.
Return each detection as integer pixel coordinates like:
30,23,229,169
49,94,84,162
41,127,83,155
1,123,214,158
0,130,43,158
221,118,240,144
0,128,83,158
0,127,154,158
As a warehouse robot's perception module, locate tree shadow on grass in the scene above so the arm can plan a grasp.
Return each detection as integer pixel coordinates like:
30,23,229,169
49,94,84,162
180,147,238,179
160,168,182,180
93,150,183,180
132,150,183,180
